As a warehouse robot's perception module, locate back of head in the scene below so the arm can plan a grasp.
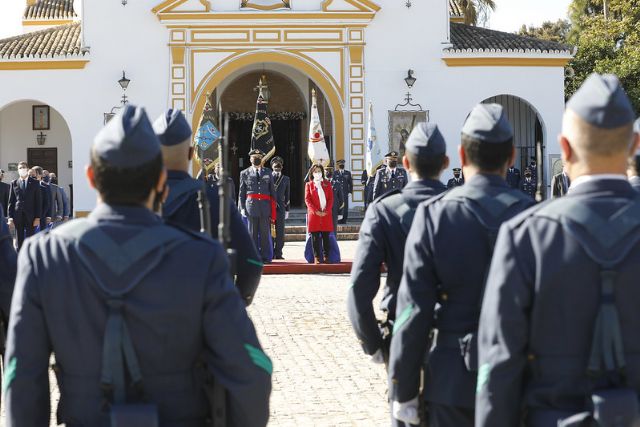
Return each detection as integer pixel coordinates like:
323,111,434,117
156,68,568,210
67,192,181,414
404,122,448,179
153,109,193,171
563,73,636,159
461,103,514,172
91,105,163,206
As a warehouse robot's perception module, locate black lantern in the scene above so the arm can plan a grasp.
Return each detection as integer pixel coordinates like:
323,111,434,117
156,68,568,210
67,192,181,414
404,69,416,88
36,132,46,145
118,71,130,91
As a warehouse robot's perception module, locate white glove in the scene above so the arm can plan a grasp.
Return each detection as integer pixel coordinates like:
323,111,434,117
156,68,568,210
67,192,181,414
338,215,344,221
241,209,247,217
285,211,289,220
370,349,384,364
392,396,420,425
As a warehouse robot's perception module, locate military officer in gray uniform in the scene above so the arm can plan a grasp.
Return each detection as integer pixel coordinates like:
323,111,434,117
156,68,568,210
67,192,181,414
348,123,449,385
270,156,290,260
239,149,276,263
4,105,272,426
389,104,534,427
476,75,640,427
520,167,537,199
326,165,344,234
447,167,465,188
153,109,263,305
373,152,408,200
335,159,352,223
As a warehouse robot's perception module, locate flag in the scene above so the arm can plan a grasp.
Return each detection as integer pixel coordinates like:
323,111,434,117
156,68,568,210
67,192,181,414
307,88,331,166
365,101,384,176
194,94,221,174
251,77,275,163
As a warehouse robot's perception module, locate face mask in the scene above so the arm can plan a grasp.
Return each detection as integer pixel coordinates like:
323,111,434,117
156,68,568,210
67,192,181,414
313,172,322,180
531,162,536,167
326,172,333,178
43,176,50,183
388,161,398,169
273,166,282,172
18,168,28,178
525,173,531,178
338,165,344,170
251,157,262,167
454,174,460,178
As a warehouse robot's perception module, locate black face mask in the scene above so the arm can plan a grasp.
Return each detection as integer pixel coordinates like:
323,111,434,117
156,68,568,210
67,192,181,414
388,161,398,169
338,165,344,170
454,173,460,178
274,168,282,173
251,157,262,167
525,174,532,178
531,162,536,167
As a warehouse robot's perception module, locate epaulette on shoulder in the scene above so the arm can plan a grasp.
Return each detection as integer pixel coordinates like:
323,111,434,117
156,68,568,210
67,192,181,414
163,220,217,244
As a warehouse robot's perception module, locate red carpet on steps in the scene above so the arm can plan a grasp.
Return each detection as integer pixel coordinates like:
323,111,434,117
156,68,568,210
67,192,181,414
263,259,353,274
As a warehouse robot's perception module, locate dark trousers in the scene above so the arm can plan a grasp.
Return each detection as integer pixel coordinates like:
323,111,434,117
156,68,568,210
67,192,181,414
339,197,349,223
13,211,34,250
311,231,330,261
428,402,474,427
249,215,271,262
273,209,285,258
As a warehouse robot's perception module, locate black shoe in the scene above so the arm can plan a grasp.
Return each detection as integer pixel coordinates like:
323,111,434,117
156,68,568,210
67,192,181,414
274,256,284,260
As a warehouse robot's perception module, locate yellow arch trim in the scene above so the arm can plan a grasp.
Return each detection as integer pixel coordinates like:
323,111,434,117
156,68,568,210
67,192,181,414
190,50,345,166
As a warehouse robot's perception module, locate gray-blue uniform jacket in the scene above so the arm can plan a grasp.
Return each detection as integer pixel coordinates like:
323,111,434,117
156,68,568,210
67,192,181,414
4,204,272,426
273,173,290,214
164,170,263,305
372,167,408,200
330,177,344,232
239,167,276,218
476,178,640,427
389,174,533,407
335,169,352,199
0,207,16,319
521,177,537,199
348,179,446,355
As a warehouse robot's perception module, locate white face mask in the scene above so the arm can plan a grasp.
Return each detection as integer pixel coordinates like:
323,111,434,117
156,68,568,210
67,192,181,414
313,172,323,180
18,168,28,178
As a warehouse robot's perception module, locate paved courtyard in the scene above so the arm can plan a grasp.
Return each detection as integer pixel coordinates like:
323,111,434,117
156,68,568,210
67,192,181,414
2,241,393,426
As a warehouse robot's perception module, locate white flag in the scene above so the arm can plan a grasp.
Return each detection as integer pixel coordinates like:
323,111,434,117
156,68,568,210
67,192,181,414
365,101,384,176
307,89,331,166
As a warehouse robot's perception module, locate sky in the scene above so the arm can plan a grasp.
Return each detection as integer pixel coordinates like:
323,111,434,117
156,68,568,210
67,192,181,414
0,0,573,40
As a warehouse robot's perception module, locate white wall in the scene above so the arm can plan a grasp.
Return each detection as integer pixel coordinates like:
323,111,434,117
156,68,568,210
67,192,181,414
0,101,73,191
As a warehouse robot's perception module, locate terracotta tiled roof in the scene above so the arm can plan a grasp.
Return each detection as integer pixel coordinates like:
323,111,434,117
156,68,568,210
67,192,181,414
447,22,573,54
0,22,84,59
449,0,463,17
24,0,76,20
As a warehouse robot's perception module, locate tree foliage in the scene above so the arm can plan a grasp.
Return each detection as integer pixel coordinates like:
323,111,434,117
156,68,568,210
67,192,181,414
518,20,571,44
456,0,496,26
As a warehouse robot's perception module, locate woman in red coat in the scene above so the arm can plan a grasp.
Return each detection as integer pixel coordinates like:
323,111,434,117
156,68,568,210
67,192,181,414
305,164,334,264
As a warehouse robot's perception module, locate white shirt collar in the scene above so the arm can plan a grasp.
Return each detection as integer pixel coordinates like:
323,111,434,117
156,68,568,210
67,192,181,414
569,174,627,192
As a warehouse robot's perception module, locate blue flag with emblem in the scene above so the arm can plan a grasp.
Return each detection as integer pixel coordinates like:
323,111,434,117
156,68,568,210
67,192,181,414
194,94,221,173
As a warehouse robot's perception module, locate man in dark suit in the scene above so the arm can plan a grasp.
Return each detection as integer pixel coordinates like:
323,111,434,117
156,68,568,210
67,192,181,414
335,159,353,223
239,149,276,263
32,166,52,230
476,74,640,427
506,165,521,189
7,161,42,250
0,169,10,216
270,156,290,260
551,167,571,197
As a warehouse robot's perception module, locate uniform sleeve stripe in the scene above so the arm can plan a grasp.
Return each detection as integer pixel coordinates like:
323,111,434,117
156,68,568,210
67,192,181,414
247,258,264,268
392,304,415,335
244,344,273,375
3,357,17,394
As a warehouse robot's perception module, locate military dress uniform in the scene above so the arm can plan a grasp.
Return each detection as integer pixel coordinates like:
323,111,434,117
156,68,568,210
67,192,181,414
4,105,272,427
521,173,537,199
373,152,408,200
327,167,344,234
506,166,521,189
447,168,465,189
153,109,263,305
270,156,290,260
335,160,353,223
239,151,277,263
389,104,534,427
348,123,448,375
476,74,640,427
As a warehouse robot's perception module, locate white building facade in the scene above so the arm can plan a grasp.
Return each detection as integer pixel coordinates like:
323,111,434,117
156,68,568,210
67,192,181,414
0,0,572,215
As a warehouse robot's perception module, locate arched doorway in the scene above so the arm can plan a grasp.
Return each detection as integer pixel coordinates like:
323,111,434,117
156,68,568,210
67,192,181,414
0,100,74,210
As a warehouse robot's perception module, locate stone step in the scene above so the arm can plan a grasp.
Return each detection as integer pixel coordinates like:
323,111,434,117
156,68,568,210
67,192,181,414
285,232,359,242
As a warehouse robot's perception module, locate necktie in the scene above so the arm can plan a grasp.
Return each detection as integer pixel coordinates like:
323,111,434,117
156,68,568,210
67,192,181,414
21,179,26,190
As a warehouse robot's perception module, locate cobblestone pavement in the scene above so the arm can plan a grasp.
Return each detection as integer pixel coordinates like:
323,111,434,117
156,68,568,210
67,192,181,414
2,241,392,426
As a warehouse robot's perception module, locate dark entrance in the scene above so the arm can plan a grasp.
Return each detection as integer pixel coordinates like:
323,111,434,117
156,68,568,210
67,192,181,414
27,147,57,174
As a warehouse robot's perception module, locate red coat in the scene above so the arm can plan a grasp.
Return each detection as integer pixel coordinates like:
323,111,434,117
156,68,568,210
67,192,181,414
305,180,334,232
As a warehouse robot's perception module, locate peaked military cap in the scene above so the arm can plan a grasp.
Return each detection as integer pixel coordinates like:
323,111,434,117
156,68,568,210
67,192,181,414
93,105,161,168
453,168,462,172
336,159,346,165
249,149,265,157
405,122,446,157
462,103,513,144
270,156,284,166
385,151,399,159
567,73,635,129
152,109,192,146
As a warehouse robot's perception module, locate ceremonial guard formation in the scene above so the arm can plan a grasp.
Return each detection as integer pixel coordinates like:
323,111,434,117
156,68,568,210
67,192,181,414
447,167,465,188
348,122,449,378
270,156,290,260
506,165,521,189
334,159,353,223
372,152,408,200
3,105,272,426
477,74,640,427
326,165,344,233
239,149,276,264
153,108,263,305
388,103,534,427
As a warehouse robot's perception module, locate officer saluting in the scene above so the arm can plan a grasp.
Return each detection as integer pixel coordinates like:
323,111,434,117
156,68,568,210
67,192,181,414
3,105,272,426
270,156,290,260
389,104,533,427
447,167,465,188
372,151,408,200
348,123,448,376
153,109,263,305
239,149,277,263
335,159,353,223
476,75,640,427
